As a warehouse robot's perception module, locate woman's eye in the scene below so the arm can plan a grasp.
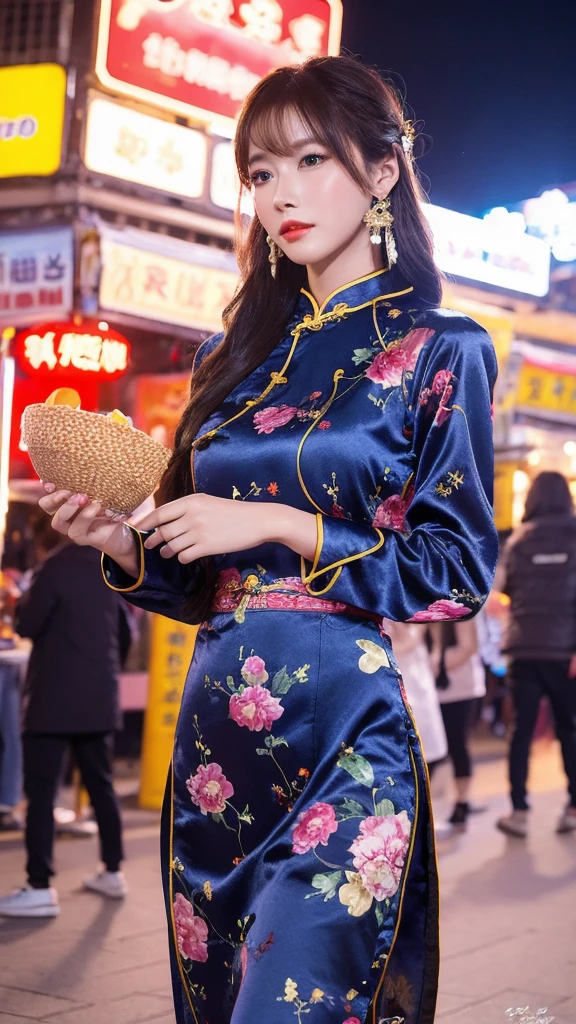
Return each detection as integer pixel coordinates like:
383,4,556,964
250,170,272,185
301,153,327,168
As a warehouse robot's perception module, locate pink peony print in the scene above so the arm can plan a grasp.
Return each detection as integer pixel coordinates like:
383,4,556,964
365,328,435,388
349,811,411,901
173,893,209,962
240,655,269,686
186,763,234,815
229,685,284,732
372,493,410,531
431,369,454,393
292,802,338,855
253,404,297,434
343,1019,362,1024
408,598,470,622
318,420,331,430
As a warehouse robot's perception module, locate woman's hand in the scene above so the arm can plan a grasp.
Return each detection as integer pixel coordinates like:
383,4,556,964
38,486,139,577
135,494,317,564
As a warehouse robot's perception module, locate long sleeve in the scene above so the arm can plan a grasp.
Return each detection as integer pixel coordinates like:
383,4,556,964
102,527,204,621
101,332,223,621
300,313,498,622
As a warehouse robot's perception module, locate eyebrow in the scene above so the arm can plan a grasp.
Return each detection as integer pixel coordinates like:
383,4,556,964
248,136,318,167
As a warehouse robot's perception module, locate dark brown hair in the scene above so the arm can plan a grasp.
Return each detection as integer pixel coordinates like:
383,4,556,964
157,55,442,622
523,471,574,521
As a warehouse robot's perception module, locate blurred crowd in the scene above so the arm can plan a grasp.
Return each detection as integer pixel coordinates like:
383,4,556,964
0,469,575,917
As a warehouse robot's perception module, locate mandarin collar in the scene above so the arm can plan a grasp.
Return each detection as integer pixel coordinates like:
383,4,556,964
294,265,414,324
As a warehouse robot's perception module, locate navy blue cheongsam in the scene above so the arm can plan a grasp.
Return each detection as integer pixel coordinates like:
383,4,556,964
104,265,498,1024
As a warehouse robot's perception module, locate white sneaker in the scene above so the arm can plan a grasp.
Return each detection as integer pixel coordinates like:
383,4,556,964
0,886,60,918
496,810,528,838
556,808,576,834
83,870,128,899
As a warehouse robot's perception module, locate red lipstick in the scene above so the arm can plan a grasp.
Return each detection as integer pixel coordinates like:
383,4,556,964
279,220,314,242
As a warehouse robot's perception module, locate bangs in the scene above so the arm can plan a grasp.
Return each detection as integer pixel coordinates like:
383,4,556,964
235,68,368,191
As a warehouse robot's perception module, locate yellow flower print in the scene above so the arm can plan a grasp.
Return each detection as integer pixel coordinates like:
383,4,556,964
387,308,402,318
284,978,299,1003
338,870,373,917
310,988,324,1003
356,639,391,673
203,880,212,900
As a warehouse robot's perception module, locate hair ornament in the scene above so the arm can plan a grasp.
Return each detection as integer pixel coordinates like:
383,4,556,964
401,120,416,160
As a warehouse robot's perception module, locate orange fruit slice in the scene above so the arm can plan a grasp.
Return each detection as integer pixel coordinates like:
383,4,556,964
45,388,81,409
107,409,130,426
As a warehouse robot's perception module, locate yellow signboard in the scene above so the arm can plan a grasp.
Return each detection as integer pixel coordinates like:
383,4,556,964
0,64,66,178
139,613,198,810
516,359,576,421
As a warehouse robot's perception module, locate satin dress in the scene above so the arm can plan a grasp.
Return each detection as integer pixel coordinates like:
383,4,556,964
104,266,498,1024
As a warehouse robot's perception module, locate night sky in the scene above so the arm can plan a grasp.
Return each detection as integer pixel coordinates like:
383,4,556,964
341,1,576,217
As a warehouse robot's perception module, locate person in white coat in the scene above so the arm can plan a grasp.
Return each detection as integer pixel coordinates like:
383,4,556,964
430,617,486,830
383,620,448,771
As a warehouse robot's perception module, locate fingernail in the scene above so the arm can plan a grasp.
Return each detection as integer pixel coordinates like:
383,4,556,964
75,494,89,506
43,483,55,493
105,509,115,518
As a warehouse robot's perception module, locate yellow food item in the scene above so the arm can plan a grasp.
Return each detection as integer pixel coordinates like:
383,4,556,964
107,409,130,426
45,388,81,409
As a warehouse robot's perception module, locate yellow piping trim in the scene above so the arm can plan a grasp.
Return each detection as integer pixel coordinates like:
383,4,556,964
371,742,420,1023
303,528,385,585
190,287,413,453
303,564,343,596
296,368,344,514
169,758,200,1023
192,327,303,450
301,513,324,583
301,267,389,317
101,527,145,592
401,472,415,500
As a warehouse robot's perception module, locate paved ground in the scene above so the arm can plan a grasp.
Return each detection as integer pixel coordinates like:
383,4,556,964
0,738,574,1024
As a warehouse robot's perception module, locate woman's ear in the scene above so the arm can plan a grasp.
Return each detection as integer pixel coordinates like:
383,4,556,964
370,151,400,198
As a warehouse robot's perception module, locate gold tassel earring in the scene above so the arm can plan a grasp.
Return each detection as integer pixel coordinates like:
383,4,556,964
363,196,398,266
266,234,283,278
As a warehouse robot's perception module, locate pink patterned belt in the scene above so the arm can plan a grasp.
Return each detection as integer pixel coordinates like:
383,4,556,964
210,568,383,628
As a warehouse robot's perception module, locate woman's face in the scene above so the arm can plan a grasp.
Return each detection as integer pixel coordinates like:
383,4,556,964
247,111,398,271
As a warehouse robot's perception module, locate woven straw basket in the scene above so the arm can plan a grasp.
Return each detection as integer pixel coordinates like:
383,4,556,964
21,404,172,514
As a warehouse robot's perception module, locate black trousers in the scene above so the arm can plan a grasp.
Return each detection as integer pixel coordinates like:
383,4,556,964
440,699,476,780
23,732,124,888
508,659,576,811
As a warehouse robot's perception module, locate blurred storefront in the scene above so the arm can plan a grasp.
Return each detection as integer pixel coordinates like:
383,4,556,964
0,0,343,799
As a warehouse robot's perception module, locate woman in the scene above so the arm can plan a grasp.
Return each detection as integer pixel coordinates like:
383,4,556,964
497,471,576,839
431,619,486,831
39,57,497,1024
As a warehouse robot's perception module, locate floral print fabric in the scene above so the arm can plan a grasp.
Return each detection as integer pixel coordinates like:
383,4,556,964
105,265,496,1024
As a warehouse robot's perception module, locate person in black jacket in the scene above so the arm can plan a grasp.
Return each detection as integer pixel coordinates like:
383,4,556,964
497,471,576,838
0,540,127,918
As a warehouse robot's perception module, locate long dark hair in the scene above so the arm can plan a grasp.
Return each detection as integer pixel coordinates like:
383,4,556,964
523,471,573,521
157,55,442,621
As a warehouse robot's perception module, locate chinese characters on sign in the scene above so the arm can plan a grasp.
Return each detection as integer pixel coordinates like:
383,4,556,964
0,64,67,178
99,228,238,331
96,0,343,132
84,96,208,199
139,614,198,810
0,228,73,326
15,321,131,381
516,356,576,425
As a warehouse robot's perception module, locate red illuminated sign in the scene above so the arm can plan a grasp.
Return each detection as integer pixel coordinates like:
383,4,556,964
15,320,131,381
96,0,343,132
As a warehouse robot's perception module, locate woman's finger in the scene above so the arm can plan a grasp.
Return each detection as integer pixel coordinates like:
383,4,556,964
38,490,72,514
134,498,191,532
144,520,185,549
51,494,91,531
159,532,197,558
67,500,106,539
